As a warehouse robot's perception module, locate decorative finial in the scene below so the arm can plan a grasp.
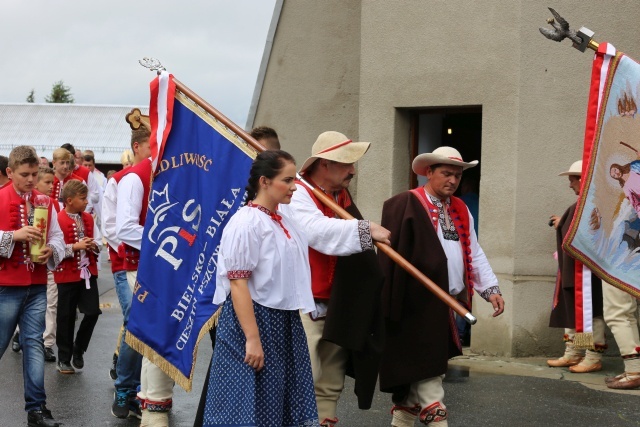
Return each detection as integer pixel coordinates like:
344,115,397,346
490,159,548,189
139,57,166,74
539,8,581,44
539,7,597,52
126,108,151,131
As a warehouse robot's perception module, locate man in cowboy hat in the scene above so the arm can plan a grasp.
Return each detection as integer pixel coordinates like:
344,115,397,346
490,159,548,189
377,146,504,427
280,130,390,427
547,160,606,374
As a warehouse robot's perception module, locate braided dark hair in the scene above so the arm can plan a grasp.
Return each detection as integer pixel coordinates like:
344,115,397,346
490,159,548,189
246,150,296,201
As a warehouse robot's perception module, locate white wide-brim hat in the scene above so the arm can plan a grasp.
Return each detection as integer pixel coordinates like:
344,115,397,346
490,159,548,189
412,146,478,176
299,131,371,173
558,160,582,176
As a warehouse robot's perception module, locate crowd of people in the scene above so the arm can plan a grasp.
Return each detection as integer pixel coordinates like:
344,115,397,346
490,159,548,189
0,111,637,427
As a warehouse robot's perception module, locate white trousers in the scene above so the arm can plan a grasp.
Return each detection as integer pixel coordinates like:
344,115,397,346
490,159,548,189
392,376,448,427
603,283,640,356
43,272,57,348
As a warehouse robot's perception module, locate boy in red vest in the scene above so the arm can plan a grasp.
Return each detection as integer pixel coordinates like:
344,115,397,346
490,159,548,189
51,148,82,212
0,146,65,427
53,180,102,374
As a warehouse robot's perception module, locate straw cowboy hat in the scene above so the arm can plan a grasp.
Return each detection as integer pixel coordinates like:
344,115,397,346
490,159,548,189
299,131,371,172
558,160,582,176
412,146,478,176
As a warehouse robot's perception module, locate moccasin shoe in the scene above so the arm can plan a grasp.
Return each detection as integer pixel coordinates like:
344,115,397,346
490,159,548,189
604,373,625,384
569,361,602,373
607,372,640,390
547,356,583,367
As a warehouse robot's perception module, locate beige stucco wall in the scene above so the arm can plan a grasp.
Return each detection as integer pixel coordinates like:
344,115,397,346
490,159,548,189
253,0,640,356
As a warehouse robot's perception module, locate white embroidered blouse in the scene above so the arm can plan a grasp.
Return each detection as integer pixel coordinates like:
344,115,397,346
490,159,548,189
213,204,316,313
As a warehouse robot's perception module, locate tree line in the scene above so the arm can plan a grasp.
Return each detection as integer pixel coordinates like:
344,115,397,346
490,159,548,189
26,80,74,103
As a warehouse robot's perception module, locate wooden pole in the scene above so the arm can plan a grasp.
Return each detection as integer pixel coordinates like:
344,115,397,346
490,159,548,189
171,76,477,325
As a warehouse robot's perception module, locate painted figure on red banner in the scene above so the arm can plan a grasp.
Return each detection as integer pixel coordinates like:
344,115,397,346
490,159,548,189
378,147,504,427
547,160,606,373
610,158,640,215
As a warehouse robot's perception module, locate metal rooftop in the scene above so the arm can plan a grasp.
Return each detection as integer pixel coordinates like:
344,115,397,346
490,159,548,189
0,103,148,164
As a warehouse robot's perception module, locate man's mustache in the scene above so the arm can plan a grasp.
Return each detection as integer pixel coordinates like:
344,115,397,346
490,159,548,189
345,174,354,181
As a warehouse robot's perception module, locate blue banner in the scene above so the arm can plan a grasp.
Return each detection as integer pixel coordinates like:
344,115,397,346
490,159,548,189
126,80,256,390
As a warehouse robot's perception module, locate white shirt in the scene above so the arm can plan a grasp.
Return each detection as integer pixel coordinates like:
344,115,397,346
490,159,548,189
214,205,315,313
91,169,107,224
80,167,100,214
101,177,119,251
437,206,498,296
279,183,366,255
115,172,144,250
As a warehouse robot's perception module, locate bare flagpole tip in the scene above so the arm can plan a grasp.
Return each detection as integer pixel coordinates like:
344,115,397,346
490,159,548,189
139,57,166,74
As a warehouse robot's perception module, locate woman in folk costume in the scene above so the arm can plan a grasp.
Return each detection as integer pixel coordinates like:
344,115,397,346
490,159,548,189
547,160,606,373
202,150,319,427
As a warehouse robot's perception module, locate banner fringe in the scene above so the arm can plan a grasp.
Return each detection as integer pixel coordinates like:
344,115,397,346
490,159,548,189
125,306,222,392
573,332,594,350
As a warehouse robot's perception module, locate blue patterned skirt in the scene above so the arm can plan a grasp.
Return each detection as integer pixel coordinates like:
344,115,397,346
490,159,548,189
202,297,319,427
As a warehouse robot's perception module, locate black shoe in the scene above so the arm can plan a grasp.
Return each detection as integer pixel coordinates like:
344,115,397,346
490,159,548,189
44,347,56,362
72,351,84,370
27,404,60,427
109,353,118,380
11,332,20,352
112,389,136,419
56,360,75,374
129,395,142,420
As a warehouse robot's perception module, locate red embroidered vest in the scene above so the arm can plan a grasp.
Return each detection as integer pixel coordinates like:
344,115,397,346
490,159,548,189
53,211,98,284
73,165,91,184
116,159,152,271
410,188,475,306
0,186,53,285
52,173,84,208
296,178,352,300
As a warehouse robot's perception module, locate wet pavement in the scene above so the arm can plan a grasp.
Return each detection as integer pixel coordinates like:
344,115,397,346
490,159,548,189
1,258,639,426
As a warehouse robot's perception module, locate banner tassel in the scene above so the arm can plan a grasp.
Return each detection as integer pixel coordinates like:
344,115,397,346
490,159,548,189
125,306,222,392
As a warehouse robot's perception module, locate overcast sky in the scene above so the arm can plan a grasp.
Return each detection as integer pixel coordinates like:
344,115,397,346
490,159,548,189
0,0,276,126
